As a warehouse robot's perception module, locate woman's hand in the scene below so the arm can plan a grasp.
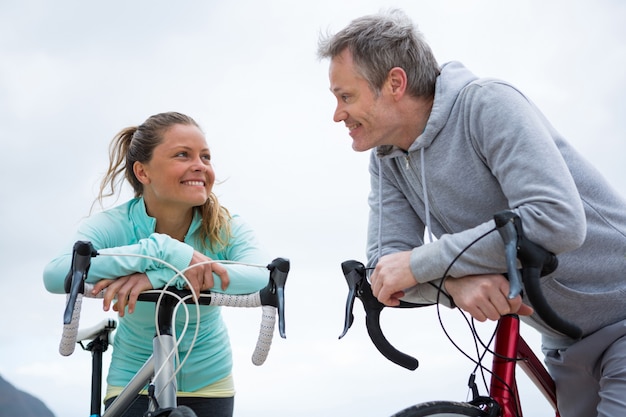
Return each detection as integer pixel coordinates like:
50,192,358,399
91,273,153,317
184,250,230,297
444,274,534,321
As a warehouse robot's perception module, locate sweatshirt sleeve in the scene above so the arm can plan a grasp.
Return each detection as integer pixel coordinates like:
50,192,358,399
409,81,586,283
43,210,194,293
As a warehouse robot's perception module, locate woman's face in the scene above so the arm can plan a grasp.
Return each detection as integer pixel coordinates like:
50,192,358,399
135,123,215,212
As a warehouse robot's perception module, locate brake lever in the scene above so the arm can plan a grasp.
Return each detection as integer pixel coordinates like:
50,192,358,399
339,260,419,370
494,211,581,339
338,260,362,339
63,241,98,324
263,257,290,339
495,212,524,299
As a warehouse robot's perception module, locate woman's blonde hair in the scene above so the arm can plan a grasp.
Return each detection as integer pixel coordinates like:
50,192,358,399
97,111,231,250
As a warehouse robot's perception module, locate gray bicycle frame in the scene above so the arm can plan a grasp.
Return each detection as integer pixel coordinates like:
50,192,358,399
103,333,177,416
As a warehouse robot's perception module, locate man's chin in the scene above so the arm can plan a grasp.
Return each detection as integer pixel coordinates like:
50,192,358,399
351,141,373,152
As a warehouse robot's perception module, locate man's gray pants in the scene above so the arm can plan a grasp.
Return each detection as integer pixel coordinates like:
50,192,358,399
543,319,626,417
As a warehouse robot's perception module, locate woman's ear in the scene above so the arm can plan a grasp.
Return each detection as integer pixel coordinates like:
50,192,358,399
133,161,150,185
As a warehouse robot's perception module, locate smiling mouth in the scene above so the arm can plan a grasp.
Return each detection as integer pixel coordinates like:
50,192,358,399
347,122,361,132
182,180,205,186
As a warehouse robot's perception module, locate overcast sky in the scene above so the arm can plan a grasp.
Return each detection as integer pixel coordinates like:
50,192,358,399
1,0,624,416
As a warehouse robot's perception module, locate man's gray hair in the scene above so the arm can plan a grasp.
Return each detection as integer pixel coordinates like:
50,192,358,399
317,9,440,98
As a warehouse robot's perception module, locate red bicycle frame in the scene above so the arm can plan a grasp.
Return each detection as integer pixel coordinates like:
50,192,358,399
490,314,559,417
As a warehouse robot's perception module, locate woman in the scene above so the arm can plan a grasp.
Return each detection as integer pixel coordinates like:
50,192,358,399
44,112,269,416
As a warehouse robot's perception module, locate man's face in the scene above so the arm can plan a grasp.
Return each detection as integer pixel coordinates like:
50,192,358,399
328,49,396,152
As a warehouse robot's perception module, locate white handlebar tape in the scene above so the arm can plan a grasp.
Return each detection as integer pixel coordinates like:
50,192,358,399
208,292,276,365
208,292,262,308
59,293,83,356
252,305,276,366
59,290,275,365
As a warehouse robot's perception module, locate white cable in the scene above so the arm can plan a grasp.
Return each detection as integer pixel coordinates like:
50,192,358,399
59,254,278,391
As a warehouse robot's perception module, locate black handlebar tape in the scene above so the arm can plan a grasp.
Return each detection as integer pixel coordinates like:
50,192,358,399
355,268,419,370
365,309,419,370
340,260,420,370
517,244,581,340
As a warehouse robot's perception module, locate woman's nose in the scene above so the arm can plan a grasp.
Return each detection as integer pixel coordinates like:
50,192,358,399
191,156,208,171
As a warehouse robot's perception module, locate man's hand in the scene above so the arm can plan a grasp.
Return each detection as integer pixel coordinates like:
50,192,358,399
444,274,534,321
92,273,153,317
184,251,230,298
370,251,416,306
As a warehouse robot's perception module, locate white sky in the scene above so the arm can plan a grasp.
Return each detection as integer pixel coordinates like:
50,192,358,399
1,0,624,416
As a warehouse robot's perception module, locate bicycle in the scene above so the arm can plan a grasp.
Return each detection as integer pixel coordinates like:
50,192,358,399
338,210,583,417
58,240,290,417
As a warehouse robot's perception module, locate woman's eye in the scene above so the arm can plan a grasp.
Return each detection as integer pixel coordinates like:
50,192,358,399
175,151,188,157
202,154,211,163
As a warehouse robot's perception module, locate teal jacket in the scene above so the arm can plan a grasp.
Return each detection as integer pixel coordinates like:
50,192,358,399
44,197,269,391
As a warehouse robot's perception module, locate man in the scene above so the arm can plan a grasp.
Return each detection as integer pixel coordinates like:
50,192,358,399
318,9,626,417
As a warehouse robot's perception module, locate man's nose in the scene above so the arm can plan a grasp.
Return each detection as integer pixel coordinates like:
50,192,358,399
333,104,346,123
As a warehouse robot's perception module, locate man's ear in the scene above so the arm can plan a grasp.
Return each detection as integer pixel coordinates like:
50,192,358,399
133,161,150,185
387,67,408,97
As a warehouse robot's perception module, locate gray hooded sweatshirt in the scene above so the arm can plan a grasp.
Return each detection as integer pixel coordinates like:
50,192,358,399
367,61,626,349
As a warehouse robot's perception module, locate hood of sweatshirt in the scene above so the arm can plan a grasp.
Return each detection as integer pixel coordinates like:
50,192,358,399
377,61,479,157
371,61,480,251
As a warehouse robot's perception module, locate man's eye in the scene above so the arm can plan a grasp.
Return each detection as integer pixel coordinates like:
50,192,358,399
341,95,350,103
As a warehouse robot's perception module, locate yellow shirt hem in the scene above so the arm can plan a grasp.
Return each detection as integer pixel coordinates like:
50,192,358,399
104,374,235,402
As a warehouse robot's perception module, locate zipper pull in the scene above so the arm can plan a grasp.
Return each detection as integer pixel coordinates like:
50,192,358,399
405,154,410,169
